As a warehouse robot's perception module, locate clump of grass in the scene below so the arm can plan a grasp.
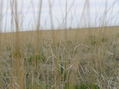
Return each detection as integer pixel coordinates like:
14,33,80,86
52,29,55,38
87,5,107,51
86,34,108,46
75,83,100,89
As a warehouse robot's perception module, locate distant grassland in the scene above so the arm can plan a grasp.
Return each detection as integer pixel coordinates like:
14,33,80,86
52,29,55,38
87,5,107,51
1,26,119,43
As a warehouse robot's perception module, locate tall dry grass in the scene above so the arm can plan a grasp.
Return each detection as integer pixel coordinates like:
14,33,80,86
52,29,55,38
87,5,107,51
10,0,25,89
0,0,3,55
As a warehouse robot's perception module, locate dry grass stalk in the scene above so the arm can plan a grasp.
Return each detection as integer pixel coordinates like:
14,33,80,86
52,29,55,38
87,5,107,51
10,0,25,89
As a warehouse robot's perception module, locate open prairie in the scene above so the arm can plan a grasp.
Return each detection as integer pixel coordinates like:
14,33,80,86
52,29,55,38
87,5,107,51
0,26,119,89
0,0,119,88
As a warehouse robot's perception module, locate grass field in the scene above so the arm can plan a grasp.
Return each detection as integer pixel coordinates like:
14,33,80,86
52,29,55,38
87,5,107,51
0,26,119,89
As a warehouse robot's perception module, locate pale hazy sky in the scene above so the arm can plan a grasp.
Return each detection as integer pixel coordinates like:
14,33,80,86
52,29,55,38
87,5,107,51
1,0,119,31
